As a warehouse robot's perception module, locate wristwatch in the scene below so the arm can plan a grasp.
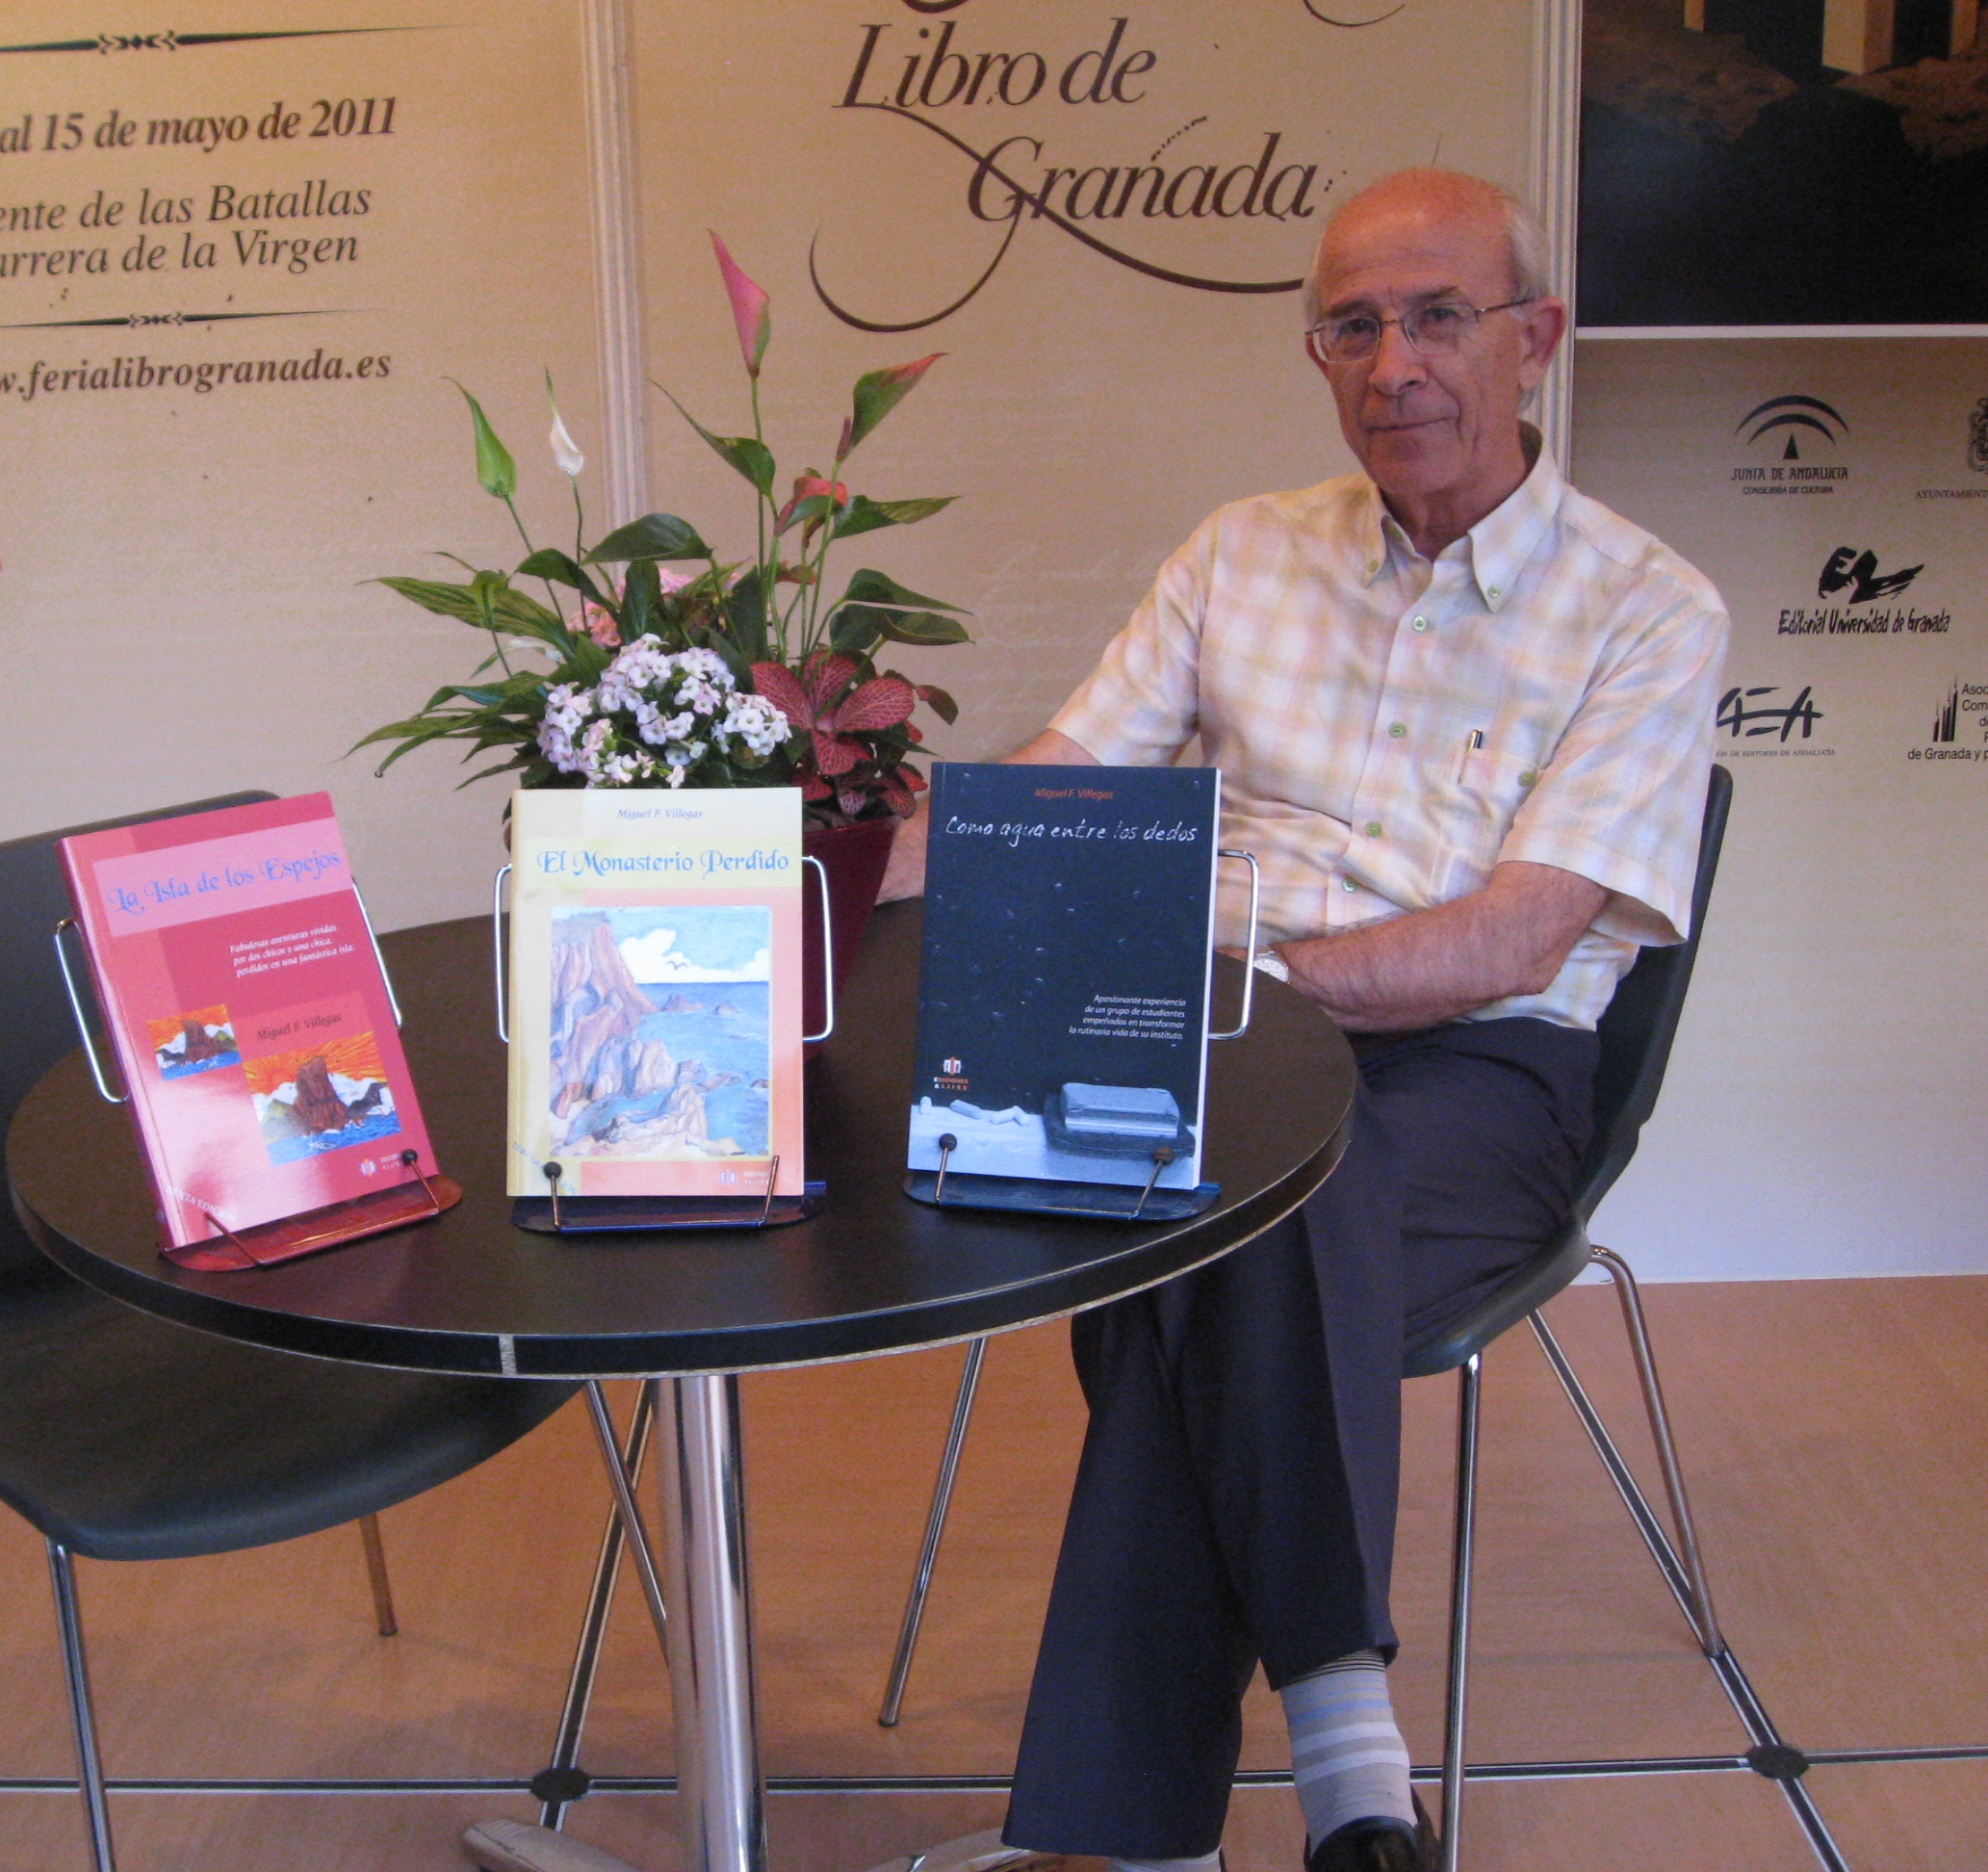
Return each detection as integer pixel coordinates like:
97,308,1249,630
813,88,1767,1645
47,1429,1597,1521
1252,946,1291,983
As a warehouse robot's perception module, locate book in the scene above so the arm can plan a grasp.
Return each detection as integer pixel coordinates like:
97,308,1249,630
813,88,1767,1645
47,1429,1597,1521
907,764,1223,1213
504,788,806,1209
58,793,443,1263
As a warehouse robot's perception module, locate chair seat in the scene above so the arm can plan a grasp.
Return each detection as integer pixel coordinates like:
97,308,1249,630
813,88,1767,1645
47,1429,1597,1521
0,1261,576,1562
1402,1215,1594,1380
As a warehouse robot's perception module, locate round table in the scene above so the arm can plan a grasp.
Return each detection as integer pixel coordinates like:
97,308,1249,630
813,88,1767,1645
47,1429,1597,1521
9,901,1355,1872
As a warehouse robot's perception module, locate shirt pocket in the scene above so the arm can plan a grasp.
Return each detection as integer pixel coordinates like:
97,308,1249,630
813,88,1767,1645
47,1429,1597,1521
1431,738,1541,901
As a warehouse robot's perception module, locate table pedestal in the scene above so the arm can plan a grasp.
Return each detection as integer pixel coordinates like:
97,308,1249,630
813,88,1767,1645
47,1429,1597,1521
658,1374,767,1872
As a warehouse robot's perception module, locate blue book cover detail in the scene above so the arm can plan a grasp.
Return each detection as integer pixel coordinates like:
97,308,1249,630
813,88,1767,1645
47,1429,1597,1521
908,764,1219,1194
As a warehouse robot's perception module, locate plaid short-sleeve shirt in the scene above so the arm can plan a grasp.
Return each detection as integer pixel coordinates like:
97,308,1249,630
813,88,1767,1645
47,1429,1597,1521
1050,442,1730,1030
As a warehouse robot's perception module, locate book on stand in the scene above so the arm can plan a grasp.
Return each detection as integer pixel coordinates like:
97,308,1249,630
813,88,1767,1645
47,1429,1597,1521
906,763,1226,1219
57,793,452,1269
503,787,812,1230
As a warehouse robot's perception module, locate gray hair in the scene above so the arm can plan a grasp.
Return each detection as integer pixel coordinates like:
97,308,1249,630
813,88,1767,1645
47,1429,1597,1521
1302,174,1554,327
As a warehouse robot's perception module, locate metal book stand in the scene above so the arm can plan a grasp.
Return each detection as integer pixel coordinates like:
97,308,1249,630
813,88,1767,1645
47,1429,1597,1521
52,888,463,1272
494,855,833,1235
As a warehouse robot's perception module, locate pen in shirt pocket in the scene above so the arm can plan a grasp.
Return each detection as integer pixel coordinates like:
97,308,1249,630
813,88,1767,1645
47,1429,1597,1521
1457,728,1485,783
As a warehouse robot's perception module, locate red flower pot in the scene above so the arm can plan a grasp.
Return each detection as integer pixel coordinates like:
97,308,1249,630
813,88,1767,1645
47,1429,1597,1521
802,816,898,1055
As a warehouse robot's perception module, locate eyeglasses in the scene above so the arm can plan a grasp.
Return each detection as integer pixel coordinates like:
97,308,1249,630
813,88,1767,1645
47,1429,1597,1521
1304,298,1535,366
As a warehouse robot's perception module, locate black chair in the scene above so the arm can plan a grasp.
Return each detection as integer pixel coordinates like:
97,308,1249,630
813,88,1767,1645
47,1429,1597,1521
1,795,579,1872
874,767,1735,1870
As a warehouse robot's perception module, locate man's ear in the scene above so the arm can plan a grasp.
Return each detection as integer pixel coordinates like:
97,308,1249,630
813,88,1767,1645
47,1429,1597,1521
1516,296,1568,393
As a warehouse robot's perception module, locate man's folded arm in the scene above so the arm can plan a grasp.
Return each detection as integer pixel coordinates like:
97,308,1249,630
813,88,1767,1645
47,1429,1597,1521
1277,860,1610,1032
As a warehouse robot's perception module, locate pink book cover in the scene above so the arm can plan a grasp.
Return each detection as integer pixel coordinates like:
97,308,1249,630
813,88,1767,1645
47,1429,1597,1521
59,793,437,1252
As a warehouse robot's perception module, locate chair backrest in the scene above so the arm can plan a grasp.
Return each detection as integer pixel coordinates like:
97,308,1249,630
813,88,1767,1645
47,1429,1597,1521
0,793,276,1276
1573,763,1733,1220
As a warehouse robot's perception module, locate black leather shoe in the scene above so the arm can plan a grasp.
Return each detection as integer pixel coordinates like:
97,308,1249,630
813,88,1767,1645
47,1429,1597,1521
1304,1793,1437,1872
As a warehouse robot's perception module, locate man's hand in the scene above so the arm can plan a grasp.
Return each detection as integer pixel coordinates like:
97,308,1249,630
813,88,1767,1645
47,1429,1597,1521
876,729,1098,901
1276,860,1609,1030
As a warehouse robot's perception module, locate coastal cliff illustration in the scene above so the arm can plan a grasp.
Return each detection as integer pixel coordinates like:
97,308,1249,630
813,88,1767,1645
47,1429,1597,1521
548,910,765,1160
245,1029,401,1165
148,1005,240,1079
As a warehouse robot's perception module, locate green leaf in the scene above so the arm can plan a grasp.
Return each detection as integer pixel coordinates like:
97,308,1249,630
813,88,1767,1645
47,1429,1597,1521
376,575,490,624
693,621,754,690
517,548,607,604
832,495,957,540
584,512,712,563
840,567,967,613
722,565,769,662
878,610,972,647
654,384,777,497
452,383,516,500
917,682,960,724
623,558,662,639
828,605,890,660
844,353,942,456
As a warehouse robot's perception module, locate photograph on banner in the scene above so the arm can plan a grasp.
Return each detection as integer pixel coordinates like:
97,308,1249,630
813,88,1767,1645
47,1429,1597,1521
631,0,1534,759
1579,0,1988,326
0,3,597,928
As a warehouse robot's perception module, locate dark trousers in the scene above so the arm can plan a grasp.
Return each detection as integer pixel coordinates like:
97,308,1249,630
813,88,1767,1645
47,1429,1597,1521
1003,1016,1599,1859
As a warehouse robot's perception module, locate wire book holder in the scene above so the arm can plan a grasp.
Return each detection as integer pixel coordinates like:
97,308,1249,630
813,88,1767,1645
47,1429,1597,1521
904,849,1259,1224
53,901,464,1273
495,857,832,1236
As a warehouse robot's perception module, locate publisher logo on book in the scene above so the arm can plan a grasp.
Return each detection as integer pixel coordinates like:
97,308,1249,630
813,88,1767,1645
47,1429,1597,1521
1908,681,1988,763
1717,684,1832,758
934,1056,969,1092
1729,396,1848,498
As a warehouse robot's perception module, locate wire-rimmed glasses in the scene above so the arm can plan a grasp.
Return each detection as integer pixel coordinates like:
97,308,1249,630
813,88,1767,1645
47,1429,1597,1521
1305,297,1536,367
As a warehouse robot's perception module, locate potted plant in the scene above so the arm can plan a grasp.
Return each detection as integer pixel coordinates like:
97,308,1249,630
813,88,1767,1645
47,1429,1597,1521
358,235,968,1013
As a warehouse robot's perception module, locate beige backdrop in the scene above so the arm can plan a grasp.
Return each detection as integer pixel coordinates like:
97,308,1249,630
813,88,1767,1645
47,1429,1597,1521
1574,338,1988,1278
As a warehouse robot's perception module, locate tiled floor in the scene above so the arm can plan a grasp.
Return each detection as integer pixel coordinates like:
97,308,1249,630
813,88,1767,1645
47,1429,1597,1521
0,1274,1983,1871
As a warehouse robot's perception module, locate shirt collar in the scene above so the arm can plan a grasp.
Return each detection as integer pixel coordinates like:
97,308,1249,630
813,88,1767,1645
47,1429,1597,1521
1354,423,1563,609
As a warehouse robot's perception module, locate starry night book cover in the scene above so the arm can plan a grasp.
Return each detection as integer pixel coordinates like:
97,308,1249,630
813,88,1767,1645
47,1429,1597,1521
909,763,1221,1198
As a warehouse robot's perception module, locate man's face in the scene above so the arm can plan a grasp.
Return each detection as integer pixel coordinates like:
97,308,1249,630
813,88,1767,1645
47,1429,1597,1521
1310,193,1560,521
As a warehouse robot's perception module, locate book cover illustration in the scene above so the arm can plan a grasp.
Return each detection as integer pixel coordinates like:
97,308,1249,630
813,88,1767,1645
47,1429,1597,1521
59,794,438,1253
908,764,1222,1203
507,789,804,1201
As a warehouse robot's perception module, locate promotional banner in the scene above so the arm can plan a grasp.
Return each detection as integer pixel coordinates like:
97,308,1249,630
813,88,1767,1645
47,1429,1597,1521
0,3,598,926
1574,336,1988,1277
631,0,1536,765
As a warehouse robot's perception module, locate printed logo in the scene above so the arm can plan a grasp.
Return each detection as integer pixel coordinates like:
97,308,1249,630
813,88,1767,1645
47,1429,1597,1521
1717,684,1833,757
1740,395,1847,462
1818,547,1922,605
1776,550,1948,637
942,1056,962,1075
1907,682,1988,763
1971,398,1988,476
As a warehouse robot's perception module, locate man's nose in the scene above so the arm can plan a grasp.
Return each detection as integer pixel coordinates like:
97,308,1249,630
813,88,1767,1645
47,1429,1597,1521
1363,319,1427,397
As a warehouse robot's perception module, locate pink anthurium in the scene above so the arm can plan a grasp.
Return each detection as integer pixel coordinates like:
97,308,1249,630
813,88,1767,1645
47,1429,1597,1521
710,233,771,378
842,353,942,456
773,470,850,541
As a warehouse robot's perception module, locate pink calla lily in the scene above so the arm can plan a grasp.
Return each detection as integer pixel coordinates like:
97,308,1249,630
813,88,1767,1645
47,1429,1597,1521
710,233,771,378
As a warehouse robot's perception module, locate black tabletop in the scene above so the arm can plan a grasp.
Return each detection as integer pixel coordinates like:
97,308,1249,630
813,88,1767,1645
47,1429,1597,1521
9,904,1355,1379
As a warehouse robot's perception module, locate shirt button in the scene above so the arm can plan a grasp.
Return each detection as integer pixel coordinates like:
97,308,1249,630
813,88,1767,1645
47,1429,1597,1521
1411,615,1429,632
1387,721,1407,739
1364,820,1382,838
1341,877,1357,893
1518,770,1537,788
1486,585,1503,600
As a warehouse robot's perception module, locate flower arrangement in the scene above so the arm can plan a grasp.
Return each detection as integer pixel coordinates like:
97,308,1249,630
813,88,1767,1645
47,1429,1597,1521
358,235,966,823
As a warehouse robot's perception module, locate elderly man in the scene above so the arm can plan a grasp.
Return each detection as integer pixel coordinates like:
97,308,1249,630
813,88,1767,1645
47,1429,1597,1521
882,169,1726,1872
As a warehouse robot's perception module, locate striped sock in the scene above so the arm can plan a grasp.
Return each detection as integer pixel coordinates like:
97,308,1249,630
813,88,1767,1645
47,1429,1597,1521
1106,1856,1222,1872
1279,1650,1414,1849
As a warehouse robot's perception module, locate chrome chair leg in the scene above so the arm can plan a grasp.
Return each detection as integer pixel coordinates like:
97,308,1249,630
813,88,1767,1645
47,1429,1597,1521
357,1513,398,1638
540,1380,660,1831
1437,1353,1481,1872
879,1336,988,1728
582,1378,670,1662
46,1541,116,1872
1588,1246,1723,1656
